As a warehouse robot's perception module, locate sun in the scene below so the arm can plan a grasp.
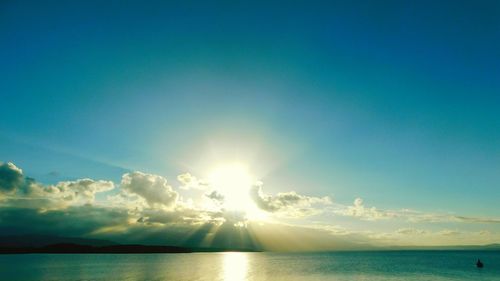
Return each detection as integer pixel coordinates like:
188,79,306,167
209,163,252,210
208,163,266,220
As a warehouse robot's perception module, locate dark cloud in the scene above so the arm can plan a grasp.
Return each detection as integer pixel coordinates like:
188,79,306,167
0,162,25,194
47,171,60,177
205,190,224,204
0,206,129,237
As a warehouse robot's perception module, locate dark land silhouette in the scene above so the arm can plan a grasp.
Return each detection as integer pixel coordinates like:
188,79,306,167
0,243,192,254
0,235,259,254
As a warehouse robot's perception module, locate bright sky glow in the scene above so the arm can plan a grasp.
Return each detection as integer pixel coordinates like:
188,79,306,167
208,163,267,221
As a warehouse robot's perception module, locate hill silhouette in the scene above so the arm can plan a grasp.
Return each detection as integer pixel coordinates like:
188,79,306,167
0,235,259,254
0,243,191,254
0,235,116,248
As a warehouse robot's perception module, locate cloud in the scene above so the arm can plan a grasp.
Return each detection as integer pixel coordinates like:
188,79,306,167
0,162,114,208
48,179,114,204
437,229,461,236
451,215,500,224
250,182,331,217
396,228,428,235
0,163,257,248
1,161,499,250
0,162,25,194
205,190,224,204
121,171,178,209
0,205,130,237
137,207,222,225
47,171,60,177
332,198,500,225
333,197,397,221
478,230,491,236
398,211,500,224
177,173,208,190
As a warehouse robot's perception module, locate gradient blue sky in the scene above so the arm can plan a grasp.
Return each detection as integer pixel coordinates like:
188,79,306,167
0,1,499,246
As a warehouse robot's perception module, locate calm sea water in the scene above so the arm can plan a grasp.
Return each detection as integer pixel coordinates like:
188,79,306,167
0,251,499,281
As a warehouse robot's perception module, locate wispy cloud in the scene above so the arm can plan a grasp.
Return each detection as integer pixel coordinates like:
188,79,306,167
250,182,332,218
331,197,398,221
330,197,500,224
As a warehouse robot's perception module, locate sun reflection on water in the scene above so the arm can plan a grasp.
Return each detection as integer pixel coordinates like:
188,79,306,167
222,252,248,281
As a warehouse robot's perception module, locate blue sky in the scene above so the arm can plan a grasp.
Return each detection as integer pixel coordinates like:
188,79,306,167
0,1,499,247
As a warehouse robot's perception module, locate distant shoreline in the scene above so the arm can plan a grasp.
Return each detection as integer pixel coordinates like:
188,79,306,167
1,246,498,255
0,235,497,254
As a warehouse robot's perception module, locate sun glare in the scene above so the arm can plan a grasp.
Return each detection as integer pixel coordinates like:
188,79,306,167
222,252,248,281
208,163,267,221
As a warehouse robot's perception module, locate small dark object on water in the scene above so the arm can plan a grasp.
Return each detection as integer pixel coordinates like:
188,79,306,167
476,259,484,268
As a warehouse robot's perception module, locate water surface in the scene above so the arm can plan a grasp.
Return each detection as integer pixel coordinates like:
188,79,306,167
1,251,499,281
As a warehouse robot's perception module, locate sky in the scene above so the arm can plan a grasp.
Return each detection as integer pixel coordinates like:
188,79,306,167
0,0,499,250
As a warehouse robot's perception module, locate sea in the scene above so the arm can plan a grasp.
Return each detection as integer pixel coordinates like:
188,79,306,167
0,251,499,281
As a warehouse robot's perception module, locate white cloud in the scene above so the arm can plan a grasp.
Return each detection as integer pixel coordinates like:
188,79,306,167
49,179,114,204
250,182,331,217
333,197,397,221
0,162,114,208
331,198,500,225
121,171,178,209
177,172,208,190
